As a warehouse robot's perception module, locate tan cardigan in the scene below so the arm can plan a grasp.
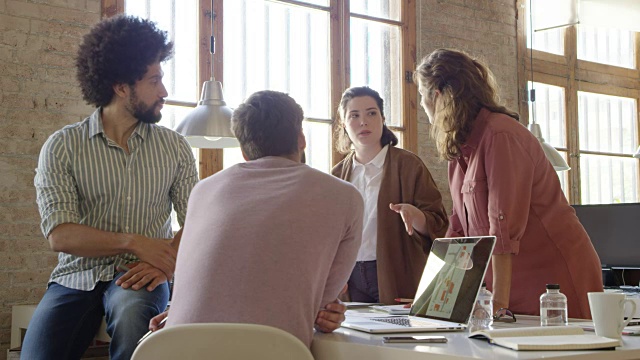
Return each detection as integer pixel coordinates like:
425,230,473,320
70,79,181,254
332,146,448,304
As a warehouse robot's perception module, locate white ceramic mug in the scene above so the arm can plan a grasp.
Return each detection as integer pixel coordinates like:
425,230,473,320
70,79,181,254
588,292,637,339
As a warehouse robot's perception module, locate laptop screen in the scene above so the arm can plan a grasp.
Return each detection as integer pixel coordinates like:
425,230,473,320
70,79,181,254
410,236,496,324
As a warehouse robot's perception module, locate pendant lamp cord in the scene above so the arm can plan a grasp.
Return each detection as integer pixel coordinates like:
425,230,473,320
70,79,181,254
210,0,216,82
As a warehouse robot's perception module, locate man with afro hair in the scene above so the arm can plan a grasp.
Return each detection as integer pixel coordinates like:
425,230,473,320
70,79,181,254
24,15,198,360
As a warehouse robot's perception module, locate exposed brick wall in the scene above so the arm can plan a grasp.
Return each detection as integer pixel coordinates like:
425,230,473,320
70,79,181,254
0,0,99,357
0,0,518,358
416,0,519,213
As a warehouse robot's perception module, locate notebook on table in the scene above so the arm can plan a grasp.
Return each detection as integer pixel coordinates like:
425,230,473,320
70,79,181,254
341,236,496,334
469,326,621,351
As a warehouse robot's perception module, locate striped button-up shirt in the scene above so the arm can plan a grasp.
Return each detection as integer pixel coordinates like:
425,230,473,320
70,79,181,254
34,108,198,290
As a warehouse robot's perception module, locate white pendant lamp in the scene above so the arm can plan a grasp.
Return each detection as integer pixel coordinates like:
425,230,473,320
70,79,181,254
174,2,238,149
528,123,571,171
175,80,238,148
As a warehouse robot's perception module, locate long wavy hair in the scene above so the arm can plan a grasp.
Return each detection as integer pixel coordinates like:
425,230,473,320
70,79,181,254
414,49,519,160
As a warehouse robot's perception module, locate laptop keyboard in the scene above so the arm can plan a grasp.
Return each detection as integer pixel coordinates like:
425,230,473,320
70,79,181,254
371,317,439,327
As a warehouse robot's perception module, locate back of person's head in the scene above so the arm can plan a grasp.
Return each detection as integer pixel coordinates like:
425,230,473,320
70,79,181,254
231,90,304,160
334,86,398,154
414,48,518,160
76,15,173,107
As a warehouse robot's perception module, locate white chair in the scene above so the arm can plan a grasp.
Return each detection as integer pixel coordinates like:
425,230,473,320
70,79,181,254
131,323,314,360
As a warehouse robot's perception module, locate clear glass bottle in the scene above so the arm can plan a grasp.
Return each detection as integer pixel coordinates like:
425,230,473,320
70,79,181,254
540,284,568,326
470,282,493,329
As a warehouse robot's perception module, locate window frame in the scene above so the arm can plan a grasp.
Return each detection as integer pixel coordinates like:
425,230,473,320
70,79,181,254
517,0,640,204
103,0,417,178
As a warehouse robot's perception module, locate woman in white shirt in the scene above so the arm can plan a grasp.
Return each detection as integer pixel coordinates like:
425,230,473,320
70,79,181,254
332,86,448,304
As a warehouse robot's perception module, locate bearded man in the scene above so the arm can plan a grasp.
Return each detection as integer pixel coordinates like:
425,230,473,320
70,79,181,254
23,15,198,360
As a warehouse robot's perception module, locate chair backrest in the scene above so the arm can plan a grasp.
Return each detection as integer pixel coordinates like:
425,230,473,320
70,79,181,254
131,323,314,360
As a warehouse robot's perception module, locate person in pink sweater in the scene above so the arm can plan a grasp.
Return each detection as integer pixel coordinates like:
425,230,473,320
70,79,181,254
146,90,363,347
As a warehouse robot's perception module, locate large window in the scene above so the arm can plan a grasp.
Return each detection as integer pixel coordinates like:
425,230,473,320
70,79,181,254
521,0,640,204
221,0,412,171
578,25,636,69
113,0,416,175
578,92,638,203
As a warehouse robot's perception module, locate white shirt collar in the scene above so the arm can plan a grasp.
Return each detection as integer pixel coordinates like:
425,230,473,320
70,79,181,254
352,144,389,170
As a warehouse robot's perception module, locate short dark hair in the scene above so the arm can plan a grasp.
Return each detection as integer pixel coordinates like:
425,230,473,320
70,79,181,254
231,91,304,160
334,86,398,154
76,15,173,107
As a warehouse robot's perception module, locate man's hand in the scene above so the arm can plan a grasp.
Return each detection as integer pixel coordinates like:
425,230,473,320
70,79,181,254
315,299,347,333
149,310,169,332
115,262,168,291
130,236,177,278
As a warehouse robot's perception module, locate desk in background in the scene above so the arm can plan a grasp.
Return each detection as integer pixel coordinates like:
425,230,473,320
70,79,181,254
312,315,640,360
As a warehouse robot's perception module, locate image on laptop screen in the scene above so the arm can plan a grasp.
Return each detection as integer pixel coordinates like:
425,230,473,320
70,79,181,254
410,237,494,325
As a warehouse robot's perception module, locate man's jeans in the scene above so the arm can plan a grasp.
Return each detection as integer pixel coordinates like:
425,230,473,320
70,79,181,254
20,272,169,360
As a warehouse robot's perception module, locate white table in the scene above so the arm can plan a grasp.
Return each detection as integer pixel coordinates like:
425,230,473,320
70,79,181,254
311,315,640,360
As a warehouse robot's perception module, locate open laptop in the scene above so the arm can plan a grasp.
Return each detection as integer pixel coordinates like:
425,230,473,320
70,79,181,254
341,236,496,333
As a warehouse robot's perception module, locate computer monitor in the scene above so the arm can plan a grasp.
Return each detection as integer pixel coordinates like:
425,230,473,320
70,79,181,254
572,203,640,269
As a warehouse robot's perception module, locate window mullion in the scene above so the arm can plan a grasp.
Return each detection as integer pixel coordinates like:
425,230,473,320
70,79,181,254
330,0,349,166
102,0,125,18
401,0,417,154
516,0,530,126
636,32,640,200
565,25,580,204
